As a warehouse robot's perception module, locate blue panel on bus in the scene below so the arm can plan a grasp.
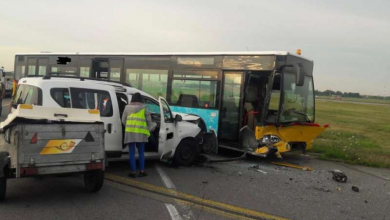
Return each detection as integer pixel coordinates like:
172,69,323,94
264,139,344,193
170,106,219,133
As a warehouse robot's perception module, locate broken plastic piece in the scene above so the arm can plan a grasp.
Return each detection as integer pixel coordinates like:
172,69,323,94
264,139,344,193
331,170,348,183
271,162,313,171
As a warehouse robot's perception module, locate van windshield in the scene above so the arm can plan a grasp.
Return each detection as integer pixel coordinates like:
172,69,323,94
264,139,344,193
12,84,43,107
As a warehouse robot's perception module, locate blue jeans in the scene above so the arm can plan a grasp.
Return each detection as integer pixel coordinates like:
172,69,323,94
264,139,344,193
128,142,145,173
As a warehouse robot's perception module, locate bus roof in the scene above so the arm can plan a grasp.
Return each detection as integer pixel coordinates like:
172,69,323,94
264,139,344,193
15,51,312,61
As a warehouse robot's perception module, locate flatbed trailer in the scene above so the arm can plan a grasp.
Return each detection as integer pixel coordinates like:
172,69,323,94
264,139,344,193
0,105,105,201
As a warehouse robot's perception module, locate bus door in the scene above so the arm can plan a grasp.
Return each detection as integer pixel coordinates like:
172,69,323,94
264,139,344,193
92,59,109,79
27,57,49,76
92,58,123,81
219,71,244,144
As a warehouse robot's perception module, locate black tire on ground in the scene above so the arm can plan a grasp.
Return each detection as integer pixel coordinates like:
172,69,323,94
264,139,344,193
84,170,104,193
173,139,198,166
0,176,6,201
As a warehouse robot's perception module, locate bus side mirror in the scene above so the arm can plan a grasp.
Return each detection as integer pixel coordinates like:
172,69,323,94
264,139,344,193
294,64,305,86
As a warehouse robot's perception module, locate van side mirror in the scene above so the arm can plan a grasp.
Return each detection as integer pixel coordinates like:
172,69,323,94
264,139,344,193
293,63,305,86
174,114,182,122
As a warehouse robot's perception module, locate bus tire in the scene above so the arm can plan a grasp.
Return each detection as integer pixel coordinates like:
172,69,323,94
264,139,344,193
84,170,104,193
174,139,198,166
0,176,6,201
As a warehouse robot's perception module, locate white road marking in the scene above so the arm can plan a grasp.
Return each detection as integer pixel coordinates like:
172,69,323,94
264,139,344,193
156,165,176,189
165,203,184,220
156,164,194,220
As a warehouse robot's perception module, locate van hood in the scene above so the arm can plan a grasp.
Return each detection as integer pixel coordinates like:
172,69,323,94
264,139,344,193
172,112,200,121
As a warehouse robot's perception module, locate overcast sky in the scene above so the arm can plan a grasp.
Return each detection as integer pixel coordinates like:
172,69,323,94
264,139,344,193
0,0,389,96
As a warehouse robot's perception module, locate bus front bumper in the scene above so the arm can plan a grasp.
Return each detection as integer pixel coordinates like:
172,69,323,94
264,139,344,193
251,123,329,157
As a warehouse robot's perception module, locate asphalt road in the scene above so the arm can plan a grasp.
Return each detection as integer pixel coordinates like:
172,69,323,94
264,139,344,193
1,99,390,220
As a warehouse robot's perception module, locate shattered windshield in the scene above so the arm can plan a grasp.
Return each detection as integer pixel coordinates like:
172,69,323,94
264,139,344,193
280,74,314,123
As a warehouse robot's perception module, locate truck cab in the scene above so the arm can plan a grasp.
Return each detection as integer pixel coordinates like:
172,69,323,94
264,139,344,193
11,76,214,165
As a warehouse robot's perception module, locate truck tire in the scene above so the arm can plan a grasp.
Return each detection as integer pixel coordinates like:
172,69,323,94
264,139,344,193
84,170,104,193
0,176,6,201
174,139,198,166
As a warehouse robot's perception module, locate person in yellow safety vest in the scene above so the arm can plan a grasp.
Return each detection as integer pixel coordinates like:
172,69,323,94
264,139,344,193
122,92,156,178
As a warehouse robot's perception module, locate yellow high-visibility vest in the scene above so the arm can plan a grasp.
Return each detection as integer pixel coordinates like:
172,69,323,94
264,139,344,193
125,108,150,137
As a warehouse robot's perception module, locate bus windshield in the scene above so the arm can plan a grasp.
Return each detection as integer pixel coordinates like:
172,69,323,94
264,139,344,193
280,74,314,123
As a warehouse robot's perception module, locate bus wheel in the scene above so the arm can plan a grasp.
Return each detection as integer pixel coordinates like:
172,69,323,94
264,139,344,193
174,139,198,166
84,170,104,193
0,176,6,201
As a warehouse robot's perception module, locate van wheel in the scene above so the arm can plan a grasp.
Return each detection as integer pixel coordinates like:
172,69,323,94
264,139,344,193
84,171,104,193
174,139,198,166
0,176,6,201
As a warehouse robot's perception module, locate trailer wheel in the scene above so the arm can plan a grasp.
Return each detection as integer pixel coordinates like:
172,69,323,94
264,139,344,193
0,176,6,201
174,139,198,166
84,170,104,193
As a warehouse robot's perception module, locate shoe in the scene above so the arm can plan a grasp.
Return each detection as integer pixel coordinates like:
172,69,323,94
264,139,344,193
138,171,148,177
128,172,136,178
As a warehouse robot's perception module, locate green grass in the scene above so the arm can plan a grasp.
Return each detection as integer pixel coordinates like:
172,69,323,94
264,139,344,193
312,99,390,168
317,96,390,105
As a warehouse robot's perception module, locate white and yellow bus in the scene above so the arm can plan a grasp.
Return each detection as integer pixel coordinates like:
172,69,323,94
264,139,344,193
14,51,328,158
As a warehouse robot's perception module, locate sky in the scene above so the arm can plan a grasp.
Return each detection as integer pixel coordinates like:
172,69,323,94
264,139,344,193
0,0,389,96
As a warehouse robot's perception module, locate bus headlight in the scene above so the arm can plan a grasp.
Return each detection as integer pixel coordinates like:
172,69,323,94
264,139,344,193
260,135,281,145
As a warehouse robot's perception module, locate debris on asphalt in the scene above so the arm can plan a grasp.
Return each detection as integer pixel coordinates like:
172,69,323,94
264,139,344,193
352,186,360,192
238,172,242,176
337,187,342,191
312,187,331,193
331,169,348,183
271,162,313,171
248,165,268,174
289,178,293,181
365,200,368,203
202,180,209,184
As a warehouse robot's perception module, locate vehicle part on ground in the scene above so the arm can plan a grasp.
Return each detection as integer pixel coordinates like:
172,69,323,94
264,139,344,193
271,162,313,171
174,139,198,166
84,170,104,193
352,186,360,192
331,170,348,183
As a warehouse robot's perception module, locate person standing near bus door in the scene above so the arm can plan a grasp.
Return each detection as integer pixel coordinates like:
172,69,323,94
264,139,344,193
122,92,156,178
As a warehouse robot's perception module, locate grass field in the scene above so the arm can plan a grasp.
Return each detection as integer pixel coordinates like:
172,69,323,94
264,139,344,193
317,96,390,105
312,99,390,168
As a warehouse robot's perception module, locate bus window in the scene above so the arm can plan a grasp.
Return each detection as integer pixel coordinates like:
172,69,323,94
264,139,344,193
220,72,242,140
79,58,92,77
266,75,281,124
173,70,217,79
110,59,123,82
80,67,90,77
27,58,37,75
51,66,77,76
15,65,25,79
126,69,168,99
171,80,217,108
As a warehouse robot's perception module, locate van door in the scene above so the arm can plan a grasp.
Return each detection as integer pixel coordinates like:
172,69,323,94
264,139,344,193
159,97,176,160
